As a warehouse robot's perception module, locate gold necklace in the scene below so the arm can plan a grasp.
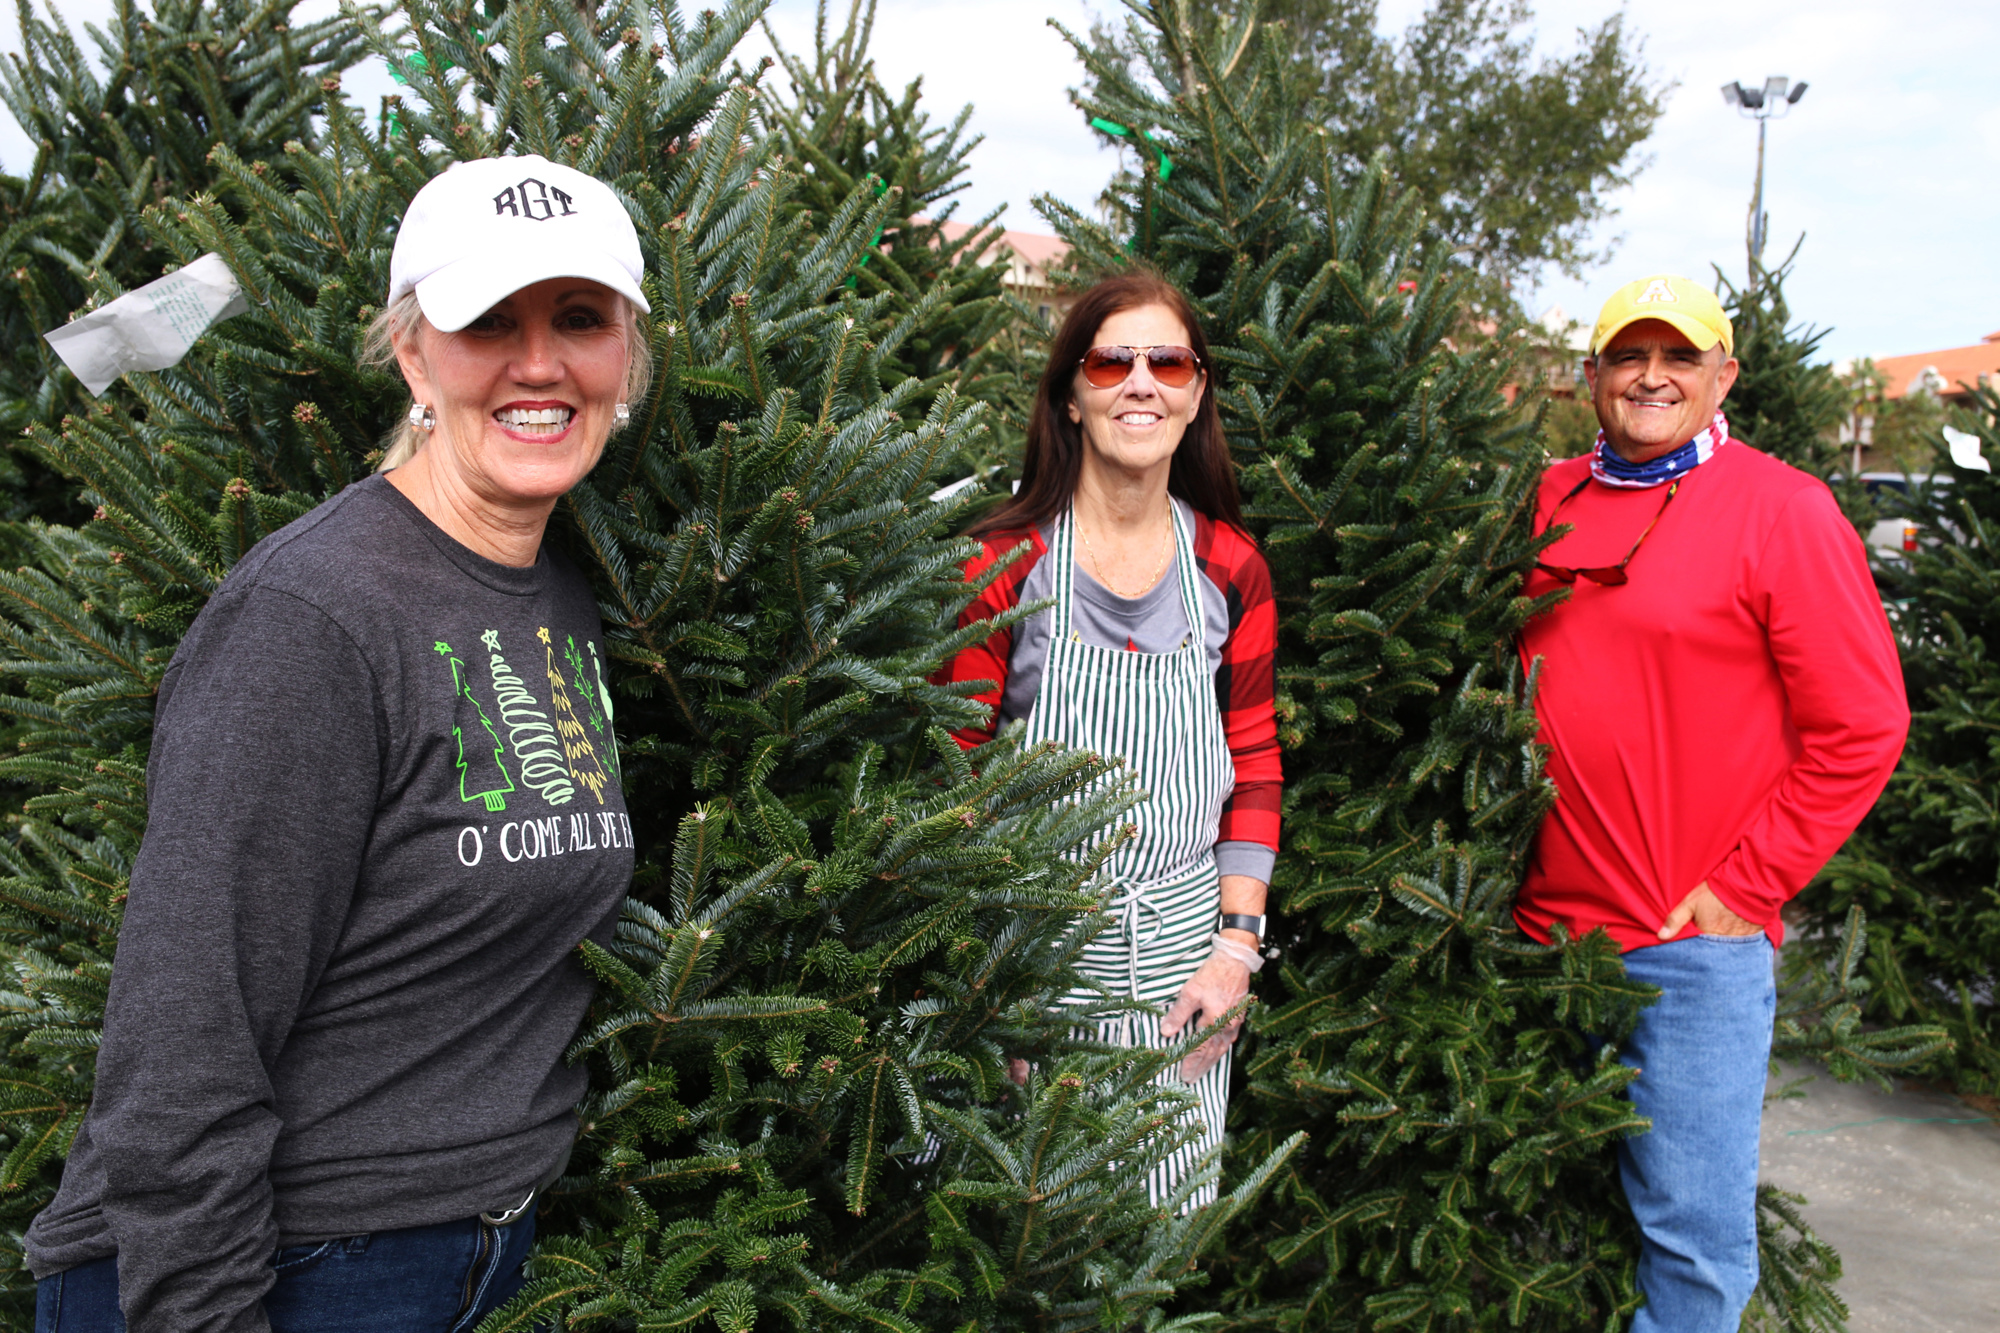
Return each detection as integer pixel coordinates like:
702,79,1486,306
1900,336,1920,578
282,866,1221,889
1077,505,1173,598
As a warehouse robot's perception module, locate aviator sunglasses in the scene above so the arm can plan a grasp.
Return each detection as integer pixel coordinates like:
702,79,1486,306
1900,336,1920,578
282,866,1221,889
1078,343,1204,389
1534,474,1681,586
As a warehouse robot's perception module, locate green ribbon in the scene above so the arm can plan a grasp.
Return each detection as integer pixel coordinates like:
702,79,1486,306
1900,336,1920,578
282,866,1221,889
382,53,440,138
1090,117,1173,181
845,175,891,290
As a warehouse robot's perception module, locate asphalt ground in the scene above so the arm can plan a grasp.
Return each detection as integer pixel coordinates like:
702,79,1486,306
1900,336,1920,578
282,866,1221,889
1760,1061,2000,1332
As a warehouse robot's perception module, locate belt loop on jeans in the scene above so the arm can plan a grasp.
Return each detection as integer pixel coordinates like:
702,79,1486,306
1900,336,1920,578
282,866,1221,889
479,1190,534,1227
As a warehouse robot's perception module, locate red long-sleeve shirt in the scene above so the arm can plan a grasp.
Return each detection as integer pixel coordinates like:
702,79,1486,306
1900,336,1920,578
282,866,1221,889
939,512,1282,859
1515,442,1908,951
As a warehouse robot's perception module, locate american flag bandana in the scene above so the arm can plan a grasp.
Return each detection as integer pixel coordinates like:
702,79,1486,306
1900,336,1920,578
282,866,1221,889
1590,411,1731,489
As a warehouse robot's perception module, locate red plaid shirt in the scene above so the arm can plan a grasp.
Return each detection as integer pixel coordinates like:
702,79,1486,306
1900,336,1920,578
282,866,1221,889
939,512,1282,856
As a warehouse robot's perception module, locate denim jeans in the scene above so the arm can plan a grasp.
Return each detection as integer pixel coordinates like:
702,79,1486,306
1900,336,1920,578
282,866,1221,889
1617,933,1776,1333
34,1212,535,1333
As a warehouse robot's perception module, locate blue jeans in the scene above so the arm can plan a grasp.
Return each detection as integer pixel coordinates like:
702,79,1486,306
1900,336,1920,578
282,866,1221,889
1618,933,1776,1333
34,1212,535,1332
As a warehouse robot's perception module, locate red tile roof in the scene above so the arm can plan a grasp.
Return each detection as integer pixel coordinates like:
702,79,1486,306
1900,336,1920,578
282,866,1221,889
1876,329,2000,399
928,219,1072,274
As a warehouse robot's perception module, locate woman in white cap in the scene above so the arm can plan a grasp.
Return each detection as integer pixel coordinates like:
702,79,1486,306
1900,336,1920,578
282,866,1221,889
25,155,650,1333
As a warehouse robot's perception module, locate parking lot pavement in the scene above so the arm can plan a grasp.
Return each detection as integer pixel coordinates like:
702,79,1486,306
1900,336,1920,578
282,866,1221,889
1761,1061,2000,1333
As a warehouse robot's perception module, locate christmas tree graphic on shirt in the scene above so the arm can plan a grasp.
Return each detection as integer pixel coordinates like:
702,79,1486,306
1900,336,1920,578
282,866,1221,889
540,626,610,804
434,640,515,812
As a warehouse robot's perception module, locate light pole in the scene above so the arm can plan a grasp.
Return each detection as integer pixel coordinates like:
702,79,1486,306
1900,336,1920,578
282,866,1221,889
1722,77,1807,289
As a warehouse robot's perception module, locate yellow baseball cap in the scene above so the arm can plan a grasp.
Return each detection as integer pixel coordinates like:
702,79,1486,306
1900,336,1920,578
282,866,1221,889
1589,274,1734,357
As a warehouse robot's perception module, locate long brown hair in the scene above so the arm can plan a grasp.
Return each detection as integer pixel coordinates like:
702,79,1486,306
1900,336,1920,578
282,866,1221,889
968,271,1242,537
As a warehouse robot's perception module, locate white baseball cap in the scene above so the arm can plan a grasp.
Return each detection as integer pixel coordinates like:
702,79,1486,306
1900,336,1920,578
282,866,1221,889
388,154,650,332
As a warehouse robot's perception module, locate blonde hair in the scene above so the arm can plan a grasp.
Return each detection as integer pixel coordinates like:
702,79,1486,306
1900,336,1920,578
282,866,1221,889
361,291,654,472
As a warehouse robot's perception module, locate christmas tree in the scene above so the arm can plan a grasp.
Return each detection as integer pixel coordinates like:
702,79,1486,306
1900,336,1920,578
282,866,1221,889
0,0,370,537
1746,904,1951,1333
1803,393,2000,1095
758,0,1036,484
1715,252,1848,481
0,0,1295,1324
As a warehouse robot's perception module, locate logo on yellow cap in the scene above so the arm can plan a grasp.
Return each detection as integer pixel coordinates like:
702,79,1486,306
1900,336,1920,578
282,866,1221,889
1634,278,1678,305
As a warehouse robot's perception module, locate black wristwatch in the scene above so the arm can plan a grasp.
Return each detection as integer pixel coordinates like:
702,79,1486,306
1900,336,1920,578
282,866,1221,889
1219,912,1267,942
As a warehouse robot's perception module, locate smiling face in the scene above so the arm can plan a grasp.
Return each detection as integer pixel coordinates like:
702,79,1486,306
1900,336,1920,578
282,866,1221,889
392,276,633,507
1065,302,1205,482
1585,319,1740,463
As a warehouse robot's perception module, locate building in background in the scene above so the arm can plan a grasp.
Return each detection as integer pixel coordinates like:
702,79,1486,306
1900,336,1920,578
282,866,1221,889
1866,329,2000,406
934,221,1072,323
1832,327,1998,475
1529,305,1592,399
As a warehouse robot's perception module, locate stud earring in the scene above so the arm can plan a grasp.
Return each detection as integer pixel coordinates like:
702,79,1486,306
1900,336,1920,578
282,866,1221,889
408,403,436,432
613,402,631,427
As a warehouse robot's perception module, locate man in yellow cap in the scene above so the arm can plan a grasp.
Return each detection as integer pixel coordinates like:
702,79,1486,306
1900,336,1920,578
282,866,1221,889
1514,275,1908,1331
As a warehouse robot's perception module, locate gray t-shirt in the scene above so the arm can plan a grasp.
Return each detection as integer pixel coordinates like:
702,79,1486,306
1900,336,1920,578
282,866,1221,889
1002,500,1272,884
26,476,634,1330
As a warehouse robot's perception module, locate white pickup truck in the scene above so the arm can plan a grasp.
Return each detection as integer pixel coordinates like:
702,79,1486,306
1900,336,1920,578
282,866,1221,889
1849,472,1953,561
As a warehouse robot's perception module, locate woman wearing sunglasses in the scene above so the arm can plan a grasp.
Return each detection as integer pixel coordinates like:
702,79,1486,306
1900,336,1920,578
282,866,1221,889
939,272,1281,1207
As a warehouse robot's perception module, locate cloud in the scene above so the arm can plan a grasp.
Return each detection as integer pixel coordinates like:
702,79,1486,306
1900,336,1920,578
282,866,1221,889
1979,109,2000,164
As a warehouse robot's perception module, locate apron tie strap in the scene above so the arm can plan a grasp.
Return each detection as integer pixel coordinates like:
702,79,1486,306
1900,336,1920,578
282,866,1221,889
1108,879,1166,1029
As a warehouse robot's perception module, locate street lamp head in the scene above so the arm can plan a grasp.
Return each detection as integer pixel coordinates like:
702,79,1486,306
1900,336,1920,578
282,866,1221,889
1724,76,1806,116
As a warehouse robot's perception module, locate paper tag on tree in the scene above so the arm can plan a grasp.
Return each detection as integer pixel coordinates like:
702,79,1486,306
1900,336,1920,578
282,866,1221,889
1943,426,1991,473
43,253,251,395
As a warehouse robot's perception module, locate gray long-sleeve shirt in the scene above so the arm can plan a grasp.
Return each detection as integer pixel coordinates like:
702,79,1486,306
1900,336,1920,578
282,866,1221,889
25,476,633,1331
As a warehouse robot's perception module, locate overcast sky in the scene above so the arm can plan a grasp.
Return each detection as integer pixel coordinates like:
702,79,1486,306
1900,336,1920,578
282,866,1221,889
6,0,1994,360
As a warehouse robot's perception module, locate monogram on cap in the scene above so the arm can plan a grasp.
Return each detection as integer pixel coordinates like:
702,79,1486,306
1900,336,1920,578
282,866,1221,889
493,178,578,220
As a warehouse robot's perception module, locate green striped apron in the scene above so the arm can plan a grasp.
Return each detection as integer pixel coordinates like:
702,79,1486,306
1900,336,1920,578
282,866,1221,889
1021,501,1236,1208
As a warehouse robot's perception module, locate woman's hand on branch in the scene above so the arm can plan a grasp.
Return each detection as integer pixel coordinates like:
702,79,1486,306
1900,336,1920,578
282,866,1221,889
1161,952,1251,1082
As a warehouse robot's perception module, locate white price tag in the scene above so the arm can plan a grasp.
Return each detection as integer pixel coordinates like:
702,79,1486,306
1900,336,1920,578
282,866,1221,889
1943,426,1991,474
43,253,251,395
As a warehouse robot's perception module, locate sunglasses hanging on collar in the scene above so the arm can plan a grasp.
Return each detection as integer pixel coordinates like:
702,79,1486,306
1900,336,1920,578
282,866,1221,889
1535,474,1682,586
